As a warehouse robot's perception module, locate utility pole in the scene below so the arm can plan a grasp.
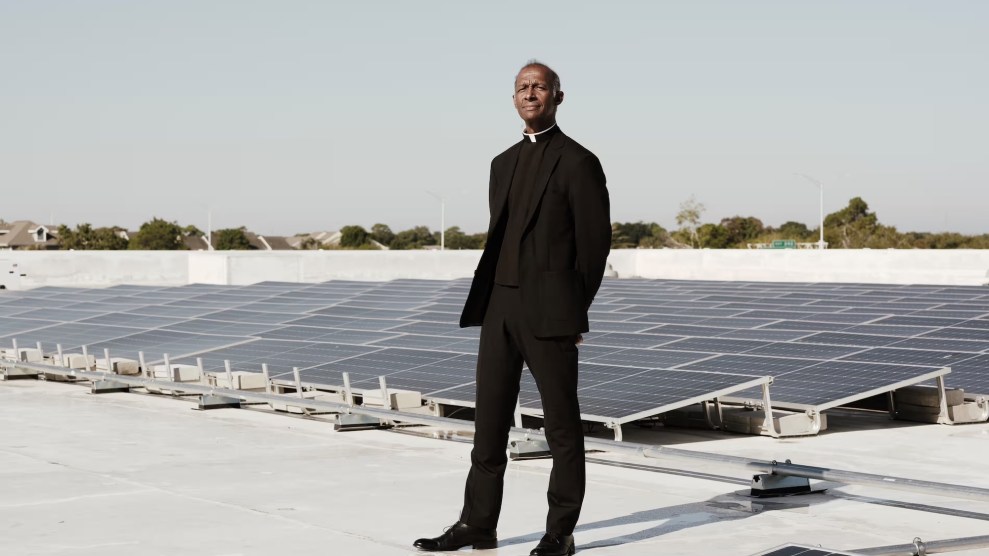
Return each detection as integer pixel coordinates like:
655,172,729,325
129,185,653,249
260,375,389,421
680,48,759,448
425,191,445,250
795,173,826,250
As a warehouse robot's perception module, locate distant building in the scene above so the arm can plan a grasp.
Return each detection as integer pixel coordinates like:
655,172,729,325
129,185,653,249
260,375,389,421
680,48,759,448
286,231,342,250
257,235,294,250
0,221,59,250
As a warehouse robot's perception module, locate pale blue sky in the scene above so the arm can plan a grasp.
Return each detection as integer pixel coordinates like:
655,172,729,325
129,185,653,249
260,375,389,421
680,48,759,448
2,1,987,236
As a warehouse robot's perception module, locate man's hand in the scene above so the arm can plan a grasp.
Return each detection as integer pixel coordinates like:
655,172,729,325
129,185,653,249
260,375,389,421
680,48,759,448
575,334,583,346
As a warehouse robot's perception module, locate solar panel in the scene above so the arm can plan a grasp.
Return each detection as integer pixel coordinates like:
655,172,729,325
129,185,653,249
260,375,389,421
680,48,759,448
2,323,139,351
726,361,948,410
7,276,989,431
537,369,769,422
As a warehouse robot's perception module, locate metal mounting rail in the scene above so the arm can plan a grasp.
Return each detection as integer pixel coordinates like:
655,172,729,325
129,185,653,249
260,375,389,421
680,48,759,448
856,534,989,555
9,360,989,504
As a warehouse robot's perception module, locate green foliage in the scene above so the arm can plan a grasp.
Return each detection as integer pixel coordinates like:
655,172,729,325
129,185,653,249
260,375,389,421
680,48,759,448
57,223,129,250
719,216,765,246
697,223,731,248
339,225,371,248
612,221,674,248
390,226,437,250
370,223,395,247
129,218,184,250
183,225,204,237
214,228,254,250
442,226,486,249
778,221,812,240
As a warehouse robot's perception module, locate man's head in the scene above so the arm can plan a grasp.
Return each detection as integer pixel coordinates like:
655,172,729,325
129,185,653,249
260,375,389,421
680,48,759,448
513,60,563,133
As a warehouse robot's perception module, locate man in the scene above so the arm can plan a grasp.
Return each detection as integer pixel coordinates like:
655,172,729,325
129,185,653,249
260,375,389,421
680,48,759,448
414,61,611,555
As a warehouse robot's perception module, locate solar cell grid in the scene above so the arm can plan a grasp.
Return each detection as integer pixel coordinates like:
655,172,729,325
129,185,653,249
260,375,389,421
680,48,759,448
661,337,770,354
794,332,902,348
645,324,742,337
91,330,251,363
744,342,865,360
163,320,277,336
843,323,934,337
626,314,709,325
695,316,779,328
0,318,59,338
872,315,969,327
888,337,989,353
717,329,814,341
918,327,989,341
531,369,768,421
79,313,184,329
735,360,947,409
2,323,140,351
585,348,712,368
840,347,976,367
11,308,110,321
760,320,851,332
795,313,885,324
677,354,813,375
0,297,71,309
124,305,218,318
582,332,681,349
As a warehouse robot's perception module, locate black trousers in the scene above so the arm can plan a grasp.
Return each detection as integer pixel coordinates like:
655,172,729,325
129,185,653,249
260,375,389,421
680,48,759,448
460,284,585,535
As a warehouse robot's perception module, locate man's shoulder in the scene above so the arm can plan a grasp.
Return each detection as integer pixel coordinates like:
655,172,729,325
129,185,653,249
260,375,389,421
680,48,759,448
557,132,600,166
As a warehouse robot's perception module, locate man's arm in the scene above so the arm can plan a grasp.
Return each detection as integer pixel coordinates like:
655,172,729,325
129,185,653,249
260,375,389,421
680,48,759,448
569,154,611,311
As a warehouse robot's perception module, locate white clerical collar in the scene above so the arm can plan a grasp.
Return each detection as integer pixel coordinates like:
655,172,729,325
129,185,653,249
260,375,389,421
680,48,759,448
523,123,558,143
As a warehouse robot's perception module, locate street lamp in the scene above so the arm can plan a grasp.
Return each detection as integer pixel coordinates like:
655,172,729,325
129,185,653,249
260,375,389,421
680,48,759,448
425,191,445,250
795,173,826,250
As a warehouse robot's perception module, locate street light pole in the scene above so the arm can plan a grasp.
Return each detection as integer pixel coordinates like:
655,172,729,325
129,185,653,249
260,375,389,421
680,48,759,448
425,191,445,250
795,173,826,250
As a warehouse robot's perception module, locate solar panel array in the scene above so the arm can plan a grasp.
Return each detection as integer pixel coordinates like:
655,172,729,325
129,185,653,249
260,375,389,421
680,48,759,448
2,278,987,427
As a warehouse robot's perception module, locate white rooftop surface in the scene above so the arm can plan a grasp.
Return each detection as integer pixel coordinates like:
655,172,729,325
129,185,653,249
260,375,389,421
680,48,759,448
2,380,989,556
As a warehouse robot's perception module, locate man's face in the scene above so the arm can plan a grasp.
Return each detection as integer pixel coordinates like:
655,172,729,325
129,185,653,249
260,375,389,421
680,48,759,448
513,65,562,131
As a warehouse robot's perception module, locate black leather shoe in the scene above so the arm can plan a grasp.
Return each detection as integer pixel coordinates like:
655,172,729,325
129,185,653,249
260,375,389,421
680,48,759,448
413,521,498,551
530,532,575,556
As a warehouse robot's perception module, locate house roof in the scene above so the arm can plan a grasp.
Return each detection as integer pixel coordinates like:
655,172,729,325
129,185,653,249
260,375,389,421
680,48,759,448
258,235,294,250
0,221,59,248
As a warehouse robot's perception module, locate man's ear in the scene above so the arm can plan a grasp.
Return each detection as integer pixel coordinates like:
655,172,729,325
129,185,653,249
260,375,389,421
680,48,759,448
555,91,565,105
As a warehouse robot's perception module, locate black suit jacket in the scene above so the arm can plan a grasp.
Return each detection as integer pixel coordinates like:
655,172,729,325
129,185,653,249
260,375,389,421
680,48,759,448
460,128,611,338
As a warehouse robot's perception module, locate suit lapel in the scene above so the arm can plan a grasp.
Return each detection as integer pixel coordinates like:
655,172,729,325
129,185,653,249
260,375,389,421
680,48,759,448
489,141,523,232
521,131,565,233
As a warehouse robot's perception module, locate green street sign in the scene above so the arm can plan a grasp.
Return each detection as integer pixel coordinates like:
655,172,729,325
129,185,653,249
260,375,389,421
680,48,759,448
772,240,797,249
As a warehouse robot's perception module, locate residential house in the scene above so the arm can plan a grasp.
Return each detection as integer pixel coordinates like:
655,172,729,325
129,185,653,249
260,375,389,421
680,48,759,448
0,221,59,250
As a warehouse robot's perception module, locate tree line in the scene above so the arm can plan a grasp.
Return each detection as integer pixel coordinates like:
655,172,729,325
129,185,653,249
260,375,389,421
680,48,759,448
613,196,989,249
45,196,989,251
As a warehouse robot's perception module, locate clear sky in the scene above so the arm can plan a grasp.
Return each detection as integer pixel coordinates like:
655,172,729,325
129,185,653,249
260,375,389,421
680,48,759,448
2,1,987,236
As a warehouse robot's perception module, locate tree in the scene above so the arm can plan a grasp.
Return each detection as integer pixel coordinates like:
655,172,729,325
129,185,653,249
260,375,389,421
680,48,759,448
675,196,705,248
696,223,731,248
339,225,371,248
720,216,765,246
214,228,254,250
58,223,128,250
183,225,204,237
391,226,437,250
443,226,485,249
129,218,184,250
778,221,811,240
370,223,395,247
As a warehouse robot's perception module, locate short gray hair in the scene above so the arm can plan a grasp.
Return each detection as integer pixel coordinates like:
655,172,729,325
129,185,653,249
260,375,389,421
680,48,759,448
517,59,561,94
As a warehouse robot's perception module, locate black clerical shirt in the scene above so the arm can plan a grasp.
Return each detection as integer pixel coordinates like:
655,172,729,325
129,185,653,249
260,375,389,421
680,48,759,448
494,124,560,287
